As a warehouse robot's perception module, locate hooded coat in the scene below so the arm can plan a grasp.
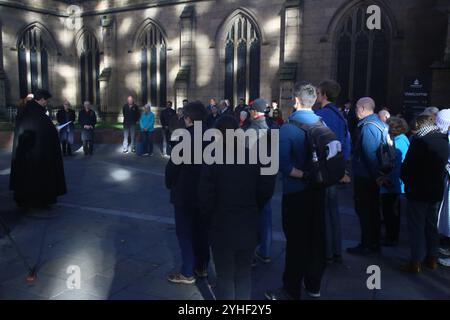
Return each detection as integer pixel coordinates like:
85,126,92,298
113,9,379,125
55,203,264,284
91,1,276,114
9,100,67,206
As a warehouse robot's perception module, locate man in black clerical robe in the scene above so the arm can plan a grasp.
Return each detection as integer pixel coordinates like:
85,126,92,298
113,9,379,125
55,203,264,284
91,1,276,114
9,89,67,209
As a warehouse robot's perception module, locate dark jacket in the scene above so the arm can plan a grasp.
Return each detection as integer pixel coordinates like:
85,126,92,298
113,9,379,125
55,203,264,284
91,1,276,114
220,107,234,117
160,107,176,129
205,113,219,129
56,108,76,131
78,109,97,141
10,100,67,204
122,104,141,127
198,145,276,249
401,131,449,202
165,125,204,209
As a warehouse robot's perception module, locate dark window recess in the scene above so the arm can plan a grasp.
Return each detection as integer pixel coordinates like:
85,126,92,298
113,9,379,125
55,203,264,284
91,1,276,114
224,14,260,104
225,41,234,104
141,48,148,106
17,26,51,98
336,8,389,105
237,41,247,101
30,48,38,93
249,39,260,101
160,45,167,107
18,48,28,98
80,53,86,103
138,23,167,107
41,48,49,90
150,46,158,107
78,32,100,106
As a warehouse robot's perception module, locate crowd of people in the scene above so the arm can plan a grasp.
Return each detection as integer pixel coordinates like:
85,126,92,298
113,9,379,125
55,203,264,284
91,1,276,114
7,80,450,300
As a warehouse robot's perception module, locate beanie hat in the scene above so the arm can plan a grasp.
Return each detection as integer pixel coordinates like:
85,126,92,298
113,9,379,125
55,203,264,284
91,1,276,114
436,109,450,133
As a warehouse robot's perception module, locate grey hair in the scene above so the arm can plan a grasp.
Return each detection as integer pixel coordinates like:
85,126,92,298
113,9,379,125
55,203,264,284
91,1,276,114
219,100,228,108
144,103,152,110
83,101,91,107
293,82,317,108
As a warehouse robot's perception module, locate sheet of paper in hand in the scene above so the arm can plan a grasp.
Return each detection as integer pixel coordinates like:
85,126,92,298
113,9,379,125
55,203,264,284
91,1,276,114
57,121,72,131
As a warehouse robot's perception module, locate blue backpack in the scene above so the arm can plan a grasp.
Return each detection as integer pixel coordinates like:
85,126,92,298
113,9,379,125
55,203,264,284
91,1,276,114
364,121,397,175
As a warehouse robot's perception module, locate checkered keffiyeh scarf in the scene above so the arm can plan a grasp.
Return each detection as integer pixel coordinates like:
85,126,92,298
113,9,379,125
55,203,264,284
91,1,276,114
417,124,440,138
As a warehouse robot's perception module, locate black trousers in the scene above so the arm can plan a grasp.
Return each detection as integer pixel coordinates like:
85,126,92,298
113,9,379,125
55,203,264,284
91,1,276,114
211,245,254,300
381,193,401,242
354,177,381,249
83,140,94,155
61,141,72,155
282,187,326,299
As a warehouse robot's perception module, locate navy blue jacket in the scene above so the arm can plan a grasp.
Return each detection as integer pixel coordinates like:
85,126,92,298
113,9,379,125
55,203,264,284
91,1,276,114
352,113,387,180
279,109,321,194
315,103,351,162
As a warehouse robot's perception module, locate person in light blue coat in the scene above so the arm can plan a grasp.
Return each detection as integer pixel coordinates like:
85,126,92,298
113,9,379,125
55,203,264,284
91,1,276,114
348,97,387,256
139,104,155,156
380,117,410,247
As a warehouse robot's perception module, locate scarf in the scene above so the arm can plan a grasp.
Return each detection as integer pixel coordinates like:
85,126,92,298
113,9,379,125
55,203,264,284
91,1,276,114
417,124,440,138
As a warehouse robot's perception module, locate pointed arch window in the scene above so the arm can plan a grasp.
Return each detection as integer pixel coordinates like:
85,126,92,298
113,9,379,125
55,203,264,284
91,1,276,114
224,14,260,105
138,23,167,107
79,32,100,106
336,6,389,105
18,26,51,98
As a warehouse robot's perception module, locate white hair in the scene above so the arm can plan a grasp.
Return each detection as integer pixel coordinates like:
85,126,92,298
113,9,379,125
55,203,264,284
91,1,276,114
378,110,391,118
144,103,152,110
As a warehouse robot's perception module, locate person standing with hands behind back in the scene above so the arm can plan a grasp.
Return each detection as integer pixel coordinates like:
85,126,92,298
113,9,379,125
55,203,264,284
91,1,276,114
79,101,97,156
122,96,140,154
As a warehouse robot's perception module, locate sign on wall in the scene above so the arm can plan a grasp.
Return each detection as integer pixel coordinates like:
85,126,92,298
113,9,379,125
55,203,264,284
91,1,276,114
403,76,430,121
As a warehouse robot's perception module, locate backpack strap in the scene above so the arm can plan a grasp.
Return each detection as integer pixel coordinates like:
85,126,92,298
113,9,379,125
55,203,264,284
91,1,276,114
288,119,319,151
364,121,388,143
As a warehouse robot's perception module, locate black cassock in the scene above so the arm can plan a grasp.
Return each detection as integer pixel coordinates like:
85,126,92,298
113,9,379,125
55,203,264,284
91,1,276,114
9,100,67,207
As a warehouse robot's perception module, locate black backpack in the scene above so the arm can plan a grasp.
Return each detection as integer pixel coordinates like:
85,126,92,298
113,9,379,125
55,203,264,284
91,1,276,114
290,119,346,187
363,121,396,175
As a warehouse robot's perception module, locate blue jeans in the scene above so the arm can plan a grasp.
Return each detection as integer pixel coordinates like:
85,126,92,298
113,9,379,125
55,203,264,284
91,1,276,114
174,206,210,277
325,185,342,258
123,125,136,151
140,131,154,155
257,201,272,258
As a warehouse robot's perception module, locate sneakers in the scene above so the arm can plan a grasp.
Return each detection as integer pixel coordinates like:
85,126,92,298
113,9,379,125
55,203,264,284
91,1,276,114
167,272,196,285
401,262,422,274
438,257,450,267
423,256,438,270
255,251,271,264
303,280,321,299
194,269,208,278
438,247,450,257
265,288,295,300
346,244,379,256
123,149,129,154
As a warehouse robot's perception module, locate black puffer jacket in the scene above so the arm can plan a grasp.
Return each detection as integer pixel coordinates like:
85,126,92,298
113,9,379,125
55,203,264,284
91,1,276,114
401,131,449,202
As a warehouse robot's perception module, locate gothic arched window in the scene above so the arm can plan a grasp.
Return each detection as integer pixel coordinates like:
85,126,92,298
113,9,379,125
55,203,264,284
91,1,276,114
224,14,261,105
78,32,100,106
18,26,51,98
336,6,389,105
138,23,167,107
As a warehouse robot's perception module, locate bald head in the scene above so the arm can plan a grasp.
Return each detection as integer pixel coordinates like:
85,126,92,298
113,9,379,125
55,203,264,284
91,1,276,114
356,97,376,120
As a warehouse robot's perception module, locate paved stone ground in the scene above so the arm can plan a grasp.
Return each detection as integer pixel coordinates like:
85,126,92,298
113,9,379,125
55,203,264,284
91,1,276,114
0,144,449,300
